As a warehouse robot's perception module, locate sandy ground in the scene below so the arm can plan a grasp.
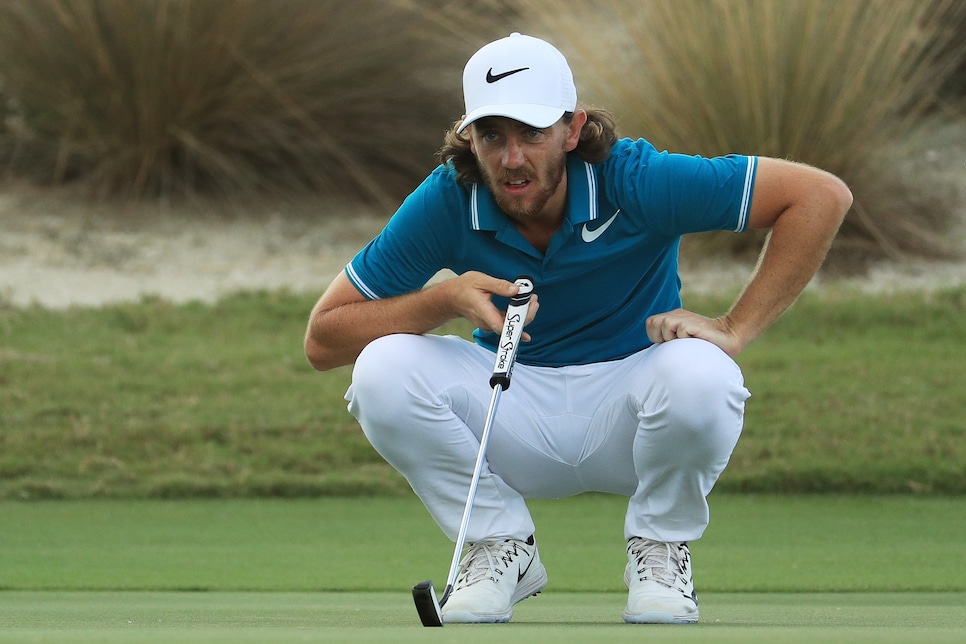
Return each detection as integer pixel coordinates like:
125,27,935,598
0,191,390,309
1,122,965,309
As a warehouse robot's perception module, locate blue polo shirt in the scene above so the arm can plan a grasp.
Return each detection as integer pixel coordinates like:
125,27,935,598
345,137,757,367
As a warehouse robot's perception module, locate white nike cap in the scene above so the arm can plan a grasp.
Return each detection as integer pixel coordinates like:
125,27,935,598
459,33,577,133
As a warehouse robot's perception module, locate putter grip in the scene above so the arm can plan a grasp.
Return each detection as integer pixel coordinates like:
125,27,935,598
489,276,535,390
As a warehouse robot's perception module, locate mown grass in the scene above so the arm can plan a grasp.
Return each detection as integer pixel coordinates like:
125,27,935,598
2,495,964,592
1,496,965,641
3,591,965,643
1,288,964,499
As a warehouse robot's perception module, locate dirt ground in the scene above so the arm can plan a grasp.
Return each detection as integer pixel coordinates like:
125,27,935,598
2,123,965,309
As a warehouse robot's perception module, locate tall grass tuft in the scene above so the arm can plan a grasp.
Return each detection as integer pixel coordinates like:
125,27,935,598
521,0,966,266
0,0,507,203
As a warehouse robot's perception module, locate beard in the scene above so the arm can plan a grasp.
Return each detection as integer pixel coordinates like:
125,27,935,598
478,148,567,221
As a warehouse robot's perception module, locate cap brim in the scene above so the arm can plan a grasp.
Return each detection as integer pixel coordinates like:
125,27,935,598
458,104,565,133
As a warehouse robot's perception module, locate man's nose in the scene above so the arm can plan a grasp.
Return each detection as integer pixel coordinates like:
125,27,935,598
502,139,525,168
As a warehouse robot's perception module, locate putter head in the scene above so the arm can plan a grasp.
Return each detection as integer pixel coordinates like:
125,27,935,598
412,580,443,627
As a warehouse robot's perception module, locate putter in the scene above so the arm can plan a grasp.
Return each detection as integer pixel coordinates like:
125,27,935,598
412,275,535,627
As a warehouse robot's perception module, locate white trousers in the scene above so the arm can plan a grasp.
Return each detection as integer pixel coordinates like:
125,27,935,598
346,334,749,544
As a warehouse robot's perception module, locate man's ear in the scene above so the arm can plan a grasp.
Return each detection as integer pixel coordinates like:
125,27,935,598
464,118,477,155
565,109,587,152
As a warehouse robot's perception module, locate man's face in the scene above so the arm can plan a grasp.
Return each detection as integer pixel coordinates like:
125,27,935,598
468,117,576,222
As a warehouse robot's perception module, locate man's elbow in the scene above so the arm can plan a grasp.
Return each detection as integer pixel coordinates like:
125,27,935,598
827,173,854,221
804,171,853,237
304,336,342,372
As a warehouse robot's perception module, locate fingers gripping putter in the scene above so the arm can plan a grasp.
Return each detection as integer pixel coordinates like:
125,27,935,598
412,275,536,627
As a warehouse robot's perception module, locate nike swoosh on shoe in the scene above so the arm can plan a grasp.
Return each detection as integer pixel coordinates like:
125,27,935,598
517,554,535,583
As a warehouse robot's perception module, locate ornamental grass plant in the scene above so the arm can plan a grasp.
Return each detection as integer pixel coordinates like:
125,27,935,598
0,0,507,204
0,1,964,266
521,0,966,266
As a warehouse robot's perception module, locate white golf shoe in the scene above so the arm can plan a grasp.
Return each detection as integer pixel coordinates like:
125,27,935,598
623,538,699,624
441,535,547,623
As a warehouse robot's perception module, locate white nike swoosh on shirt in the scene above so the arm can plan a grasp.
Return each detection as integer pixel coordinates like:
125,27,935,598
581,209,620,243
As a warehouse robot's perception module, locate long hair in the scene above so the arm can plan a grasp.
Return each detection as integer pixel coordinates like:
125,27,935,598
438,108,618,186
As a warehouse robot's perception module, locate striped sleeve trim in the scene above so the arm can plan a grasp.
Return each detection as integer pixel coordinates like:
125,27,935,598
344,263,381,300
736,156,757,232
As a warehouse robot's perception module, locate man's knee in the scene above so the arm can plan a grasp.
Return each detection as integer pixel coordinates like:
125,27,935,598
349,334,479,431
646,339,745,406
637,339,748,449
353,334,414,393
348,334,434,433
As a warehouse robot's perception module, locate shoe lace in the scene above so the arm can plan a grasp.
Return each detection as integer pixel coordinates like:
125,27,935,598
627,538,690,590
454,538,530,589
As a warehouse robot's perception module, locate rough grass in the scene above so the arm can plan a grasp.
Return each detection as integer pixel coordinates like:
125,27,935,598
0,291,392,499
1,288,964,499
724,287,966,494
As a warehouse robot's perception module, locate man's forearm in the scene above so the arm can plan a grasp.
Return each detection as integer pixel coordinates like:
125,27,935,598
304,271,527,372
724,198,845,351
304,282,456,371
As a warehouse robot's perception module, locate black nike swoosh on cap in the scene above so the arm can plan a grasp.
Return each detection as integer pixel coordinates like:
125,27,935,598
486,67,530,83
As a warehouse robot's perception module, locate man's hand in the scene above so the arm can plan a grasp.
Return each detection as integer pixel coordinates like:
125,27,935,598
447,271,540,341
645,308,742,356
304,270,541,371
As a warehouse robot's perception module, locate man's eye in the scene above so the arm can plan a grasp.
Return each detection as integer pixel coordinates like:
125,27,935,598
482,132,499,142
527,129,543,138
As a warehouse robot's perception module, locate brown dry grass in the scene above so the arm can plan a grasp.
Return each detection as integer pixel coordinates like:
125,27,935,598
0,0,964,266
0,0,508,204
519,0,966,266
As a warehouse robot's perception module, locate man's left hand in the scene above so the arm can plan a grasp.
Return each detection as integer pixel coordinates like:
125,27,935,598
645,309,743,357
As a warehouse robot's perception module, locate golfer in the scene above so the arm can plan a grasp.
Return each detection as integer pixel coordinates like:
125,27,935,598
304,33,852,624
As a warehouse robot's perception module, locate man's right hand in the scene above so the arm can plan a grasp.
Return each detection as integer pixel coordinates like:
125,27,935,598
303,270,538,371
442,271,539,341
